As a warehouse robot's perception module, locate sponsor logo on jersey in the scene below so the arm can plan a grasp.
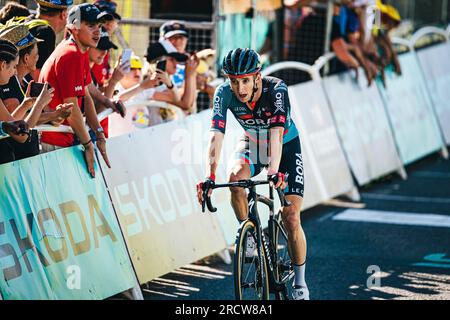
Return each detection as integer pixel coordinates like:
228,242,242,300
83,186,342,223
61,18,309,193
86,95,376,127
237,118,270,126
274,92,285,114
75,85,83,92
218,120,225,129
213,94,223,117
295,153,304,185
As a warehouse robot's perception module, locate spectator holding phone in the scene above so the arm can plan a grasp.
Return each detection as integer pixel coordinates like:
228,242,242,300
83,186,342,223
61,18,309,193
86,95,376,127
0,24,71,126
146,39,199,117
108,54,167,136
39,3,113,178
0,25,59,160
91,0,121,87
0,39,53,164
88,28,127,137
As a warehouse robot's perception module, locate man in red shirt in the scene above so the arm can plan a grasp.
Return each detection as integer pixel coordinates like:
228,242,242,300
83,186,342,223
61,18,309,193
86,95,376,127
39,3,112,178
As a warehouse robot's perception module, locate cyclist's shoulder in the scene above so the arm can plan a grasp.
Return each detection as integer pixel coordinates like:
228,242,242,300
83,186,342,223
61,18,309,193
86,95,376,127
263,76,288,92
214,80,233,99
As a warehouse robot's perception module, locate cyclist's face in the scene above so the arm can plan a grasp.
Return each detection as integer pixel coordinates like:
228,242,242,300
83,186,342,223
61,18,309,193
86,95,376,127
229,75,256,103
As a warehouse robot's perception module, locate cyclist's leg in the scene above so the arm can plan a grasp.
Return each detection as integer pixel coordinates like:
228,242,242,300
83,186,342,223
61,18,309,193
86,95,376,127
278,138,308,298
228,161,251,221
229,136,263,221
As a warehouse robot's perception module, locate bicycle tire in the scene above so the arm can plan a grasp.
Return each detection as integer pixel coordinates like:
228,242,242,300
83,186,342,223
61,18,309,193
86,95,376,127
234,220,270,300
273,210,294,300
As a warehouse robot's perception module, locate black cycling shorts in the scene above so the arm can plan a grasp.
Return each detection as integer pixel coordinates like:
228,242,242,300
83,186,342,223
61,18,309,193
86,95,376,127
234,135,305,197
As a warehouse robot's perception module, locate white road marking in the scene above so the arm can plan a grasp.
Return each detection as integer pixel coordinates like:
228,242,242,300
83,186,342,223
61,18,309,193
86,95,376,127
362,193,450,204
333,209,450,228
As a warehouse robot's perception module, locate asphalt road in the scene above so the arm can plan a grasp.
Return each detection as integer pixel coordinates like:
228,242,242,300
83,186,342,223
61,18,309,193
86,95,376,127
143,152,450,300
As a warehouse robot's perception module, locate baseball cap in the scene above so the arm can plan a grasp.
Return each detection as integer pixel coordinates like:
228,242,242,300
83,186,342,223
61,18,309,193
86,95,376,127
0,24,43,50
159,21,188,39
36,0,73,9
67,3,112,28
145,39,189,63
96,29,117,50
94,0,121,20
130,55,143,69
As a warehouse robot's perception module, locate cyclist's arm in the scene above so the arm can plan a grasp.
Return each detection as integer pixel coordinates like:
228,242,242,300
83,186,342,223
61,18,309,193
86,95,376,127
268,127,283,174
206,84,229,178
206,131,224,178
268,80,289,174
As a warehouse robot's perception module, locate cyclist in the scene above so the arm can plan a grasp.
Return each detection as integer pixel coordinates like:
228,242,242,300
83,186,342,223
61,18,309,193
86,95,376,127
196,48,309,300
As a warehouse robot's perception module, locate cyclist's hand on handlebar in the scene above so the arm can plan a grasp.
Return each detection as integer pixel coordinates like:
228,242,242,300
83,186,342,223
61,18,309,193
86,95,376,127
268,170,287,190
196,176,215,205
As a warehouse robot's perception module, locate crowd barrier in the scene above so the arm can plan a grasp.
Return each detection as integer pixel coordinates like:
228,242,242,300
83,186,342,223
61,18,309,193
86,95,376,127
2,26,450,299
0,147,137,299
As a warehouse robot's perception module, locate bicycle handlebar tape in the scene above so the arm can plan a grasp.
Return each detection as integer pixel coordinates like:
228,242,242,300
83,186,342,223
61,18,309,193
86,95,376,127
201,178,217,213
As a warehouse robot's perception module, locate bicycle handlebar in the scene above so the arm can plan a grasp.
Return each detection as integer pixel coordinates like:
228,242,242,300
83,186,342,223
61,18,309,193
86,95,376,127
201,179,291,213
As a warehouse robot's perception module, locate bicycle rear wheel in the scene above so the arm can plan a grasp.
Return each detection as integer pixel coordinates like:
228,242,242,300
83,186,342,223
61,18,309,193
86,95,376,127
273,210,295,300
234,220,270,300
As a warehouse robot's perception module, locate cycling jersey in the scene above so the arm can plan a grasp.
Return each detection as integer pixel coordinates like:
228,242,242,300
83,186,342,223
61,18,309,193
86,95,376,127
211,76,304,197
210,76,299,144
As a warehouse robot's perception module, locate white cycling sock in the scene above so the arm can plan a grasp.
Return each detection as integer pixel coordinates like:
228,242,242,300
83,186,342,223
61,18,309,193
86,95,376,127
293,262,307,287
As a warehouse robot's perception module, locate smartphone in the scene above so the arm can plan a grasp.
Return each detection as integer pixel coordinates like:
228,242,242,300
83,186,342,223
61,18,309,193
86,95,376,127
30,82,51,97
156,60,166,86
121,49,133,73
156,59,166,72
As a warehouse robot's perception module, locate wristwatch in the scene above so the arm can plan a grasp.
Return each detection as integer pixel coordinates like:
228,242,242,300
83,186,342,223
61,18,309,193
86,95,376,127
96,127,105,134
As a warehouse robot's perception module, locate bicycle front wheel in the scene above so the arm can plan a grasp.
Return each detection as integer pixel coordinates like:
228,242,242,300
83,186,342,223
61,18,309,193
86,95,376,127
234,220,270,300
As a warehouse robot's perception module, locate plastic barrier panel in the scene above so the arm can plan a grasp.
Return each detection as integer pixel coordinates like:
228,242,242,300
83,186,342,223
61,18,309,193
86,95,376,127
416,43,450,144
0,147,136,300
323,71,403,185
288,81,356,205
99,112,227,283
377,52,444,165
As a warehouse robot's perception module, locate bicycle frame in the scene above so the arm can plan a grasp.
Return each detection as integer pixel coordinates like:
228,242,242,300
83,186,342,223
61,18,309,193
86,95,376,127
202,179,293,298
247,185,292,296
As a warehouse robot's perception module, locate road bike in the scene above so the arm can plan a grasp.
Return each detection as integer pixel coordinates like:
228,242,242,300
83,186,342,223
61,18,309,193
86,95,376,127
201,179,295,300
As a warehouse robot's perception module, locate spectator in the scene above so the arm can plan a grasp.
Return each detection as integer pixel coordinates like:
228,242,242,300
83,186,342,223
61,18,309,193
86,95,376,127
330,0,378,86
0,38,53,164
159,20,189,89
195,48,217,106
87,28,126,137
92,1,122,139
283,0,315,60
0,1,30,25
146,38,199,116
374,0,402,76
92,0,121,87
39,3,112,178
23,0,74,81
0,24,70,160
109,55,167,136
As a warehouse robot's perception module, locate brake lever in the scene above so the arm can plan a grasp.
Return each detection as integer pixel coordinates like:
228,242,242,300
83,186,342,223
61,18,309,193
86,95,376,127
201,181,217,213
